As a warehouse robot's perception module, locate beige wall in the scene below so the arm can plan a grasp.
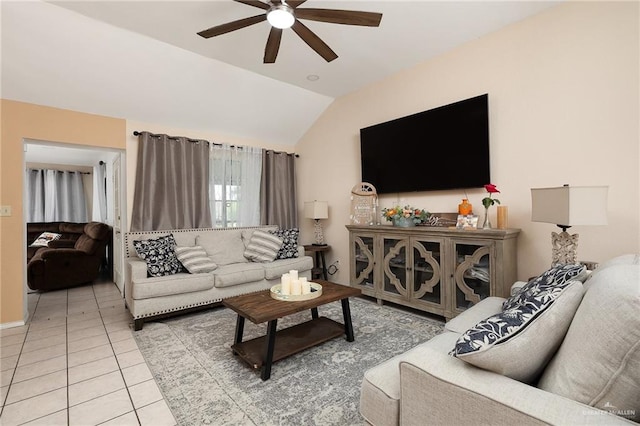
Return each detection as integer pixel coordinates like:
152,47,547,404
0,100,126,325
295,2,640,283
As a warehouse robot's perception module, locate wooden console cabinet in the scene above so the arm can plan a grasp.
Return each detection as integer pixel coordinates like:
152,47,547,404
346,225,520,320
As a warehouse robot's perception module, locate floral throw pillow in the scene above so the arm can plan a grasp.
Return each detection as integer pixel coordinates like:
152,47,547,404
133,234,183,277
502,263,587,311
270,228,299,259
451,279,585,383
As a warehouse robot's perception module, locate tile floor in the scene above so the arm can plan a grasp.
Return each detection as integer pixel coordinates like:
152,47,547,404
0,277,177,426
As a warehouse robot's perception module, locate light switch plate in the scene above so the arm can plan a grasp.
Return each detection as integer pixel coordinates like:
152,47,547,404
0,206,12,216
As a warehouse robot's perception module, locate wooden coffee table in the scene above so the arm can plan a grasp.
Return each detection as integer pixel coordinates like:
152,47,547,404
223,280,361,380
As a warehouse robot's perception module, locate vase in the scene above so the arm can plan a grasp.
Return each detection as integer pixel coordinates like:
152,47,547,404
482,207,492,229
393,217,416,227
458,199,472,215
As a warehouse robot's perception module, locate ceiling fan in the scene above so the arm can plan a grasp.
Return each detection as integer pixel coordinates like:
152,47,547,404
197,0,382,63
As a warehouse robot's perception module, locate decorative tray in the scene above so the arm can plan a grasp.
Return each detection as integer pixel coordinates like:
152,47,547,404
270,282,323,301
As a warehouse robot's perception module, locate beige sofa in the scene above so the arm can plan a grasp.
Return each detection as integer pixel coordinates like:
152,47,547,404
360,254,640,425
125,226,313,330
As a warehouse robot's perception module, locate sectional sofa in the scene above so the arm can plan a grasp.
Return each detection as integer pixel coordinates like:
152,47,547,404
125,225,313,330
360,254,639,425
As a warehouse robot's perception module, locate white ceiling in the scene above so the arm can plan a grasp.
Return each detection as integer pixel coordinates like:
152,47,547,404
25,142,120,167
2,1,560,147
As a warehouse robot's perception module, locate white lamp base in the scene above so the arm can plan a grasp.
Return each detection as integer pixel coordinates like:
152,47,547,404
551,231,579,266
313,219,326,245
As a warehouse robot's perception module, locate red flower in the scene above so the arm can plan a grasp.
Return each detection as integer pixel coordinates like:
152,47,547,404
484,184,500,194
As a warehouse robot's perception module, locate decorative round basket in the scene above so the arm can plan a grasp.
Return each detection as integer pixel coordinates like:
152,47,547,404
270,283,323,301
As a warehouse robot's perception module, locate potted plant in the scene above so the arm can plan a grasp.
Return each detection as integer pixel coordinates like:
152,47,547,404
382,205,430,227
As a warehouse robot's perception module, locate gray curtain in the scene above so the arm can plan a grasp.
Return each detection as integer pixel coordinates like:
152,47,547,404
95,161,107,222
131,132,212,231
260,150,297,229
25,169,88,222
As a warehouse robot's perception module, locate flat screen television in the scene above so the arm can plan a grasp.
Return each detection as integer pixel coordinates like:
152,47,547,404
360,94,490,194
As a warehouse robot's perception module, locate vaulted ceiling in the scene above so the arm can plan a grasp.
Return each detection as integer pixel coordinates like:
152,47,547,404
2,1,560,146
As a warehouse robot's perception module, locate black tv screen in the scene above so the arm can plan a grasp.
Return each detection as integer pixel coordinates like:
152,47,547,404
360,94,490,194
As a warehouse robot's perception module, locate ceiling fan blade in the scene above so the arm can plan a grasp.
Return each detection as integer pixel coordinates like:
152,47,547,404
264,27,283,63
287,1,308,8
291,20,338,62
295,9,382,27
197,15,266,38
233,0,270,10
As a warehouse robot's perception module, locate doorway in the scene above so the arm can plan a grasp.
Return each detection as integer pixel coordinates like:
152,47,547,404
23,140,127,308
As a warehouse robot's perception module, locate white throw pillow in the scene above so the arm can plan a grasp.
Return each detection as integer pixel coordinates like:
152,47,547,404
30,232,62,247
244,230,283,263
175,246,217,274
451,280,585,384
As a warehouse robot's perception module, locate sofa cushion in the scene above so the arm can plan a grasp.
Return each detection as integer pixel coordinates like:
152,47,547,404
197,231,248,266
502,263,587,311
213,263,265,288
452,280,584,383
175,246,217,274
243,230,283,262
30,232,61,247
270,228,300,259
538,264,640,422
262,256,314,280
360,332,459,426
133,234,183,277
131,272,214,299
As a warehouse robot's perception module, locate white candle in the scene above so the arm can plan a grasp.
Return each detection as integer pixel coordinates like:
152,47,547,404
281,273,291,295
301,278,311,295
291,279,302,295
289,269,298,281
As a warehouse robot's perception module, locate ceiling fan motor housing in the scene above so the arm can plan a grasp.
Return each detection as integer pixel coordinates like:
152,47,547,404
267,3,295,29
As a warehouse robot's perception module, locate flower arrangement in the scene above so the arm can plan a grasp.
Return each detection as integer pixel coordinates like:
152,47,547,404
482,184,501,209
382,205,430,225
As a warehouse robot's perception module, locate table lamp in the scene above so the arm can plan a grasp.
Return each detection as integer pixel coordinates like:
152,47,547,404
304,201,329,246
531,185,608,266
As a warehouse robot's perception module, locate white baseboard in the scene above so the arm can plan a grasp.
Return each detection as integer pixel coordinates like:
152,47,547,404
0,320,26,330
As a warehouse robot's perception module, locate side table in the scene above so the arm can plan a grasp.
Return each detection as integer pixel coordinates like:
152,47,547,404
304,244,331,281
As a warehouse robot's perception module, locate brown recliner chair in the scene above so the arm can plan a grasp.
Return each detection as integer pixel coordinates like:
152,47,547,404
27,222,111,291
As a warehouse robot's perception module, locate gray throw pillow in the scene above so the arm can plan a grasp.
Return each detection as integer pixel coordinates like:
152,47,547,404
244,230,283,262
175,245,217,273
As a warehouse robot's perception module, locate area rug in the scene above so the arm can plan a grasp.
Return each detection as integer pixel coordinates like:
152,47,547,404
133,297,445,426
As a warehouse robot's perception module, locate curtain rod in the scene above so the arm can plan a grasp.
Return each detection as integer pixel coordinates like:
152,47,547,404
27,168,91,175
133,131,299,157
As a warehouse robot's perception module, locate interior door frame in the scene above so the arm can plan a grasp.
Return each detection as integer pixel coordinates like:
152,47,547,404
22,139,127,320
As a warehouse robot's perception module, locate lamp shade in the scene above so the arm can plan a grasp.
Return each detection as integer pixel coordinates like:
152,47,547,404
304,201,328,220
531,186,608,226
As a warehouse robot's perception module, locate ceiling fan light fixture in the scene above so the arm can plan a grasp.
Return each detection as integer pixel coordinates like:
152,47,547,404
267,4,295,29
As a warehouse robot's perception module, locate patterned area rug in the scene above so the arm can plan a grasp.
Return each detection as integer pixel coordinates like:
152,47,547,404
133,297,445,426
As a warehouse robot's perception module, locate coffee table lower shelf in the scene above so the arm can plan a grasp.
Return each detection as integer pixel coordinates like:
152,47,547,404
231,316,344,369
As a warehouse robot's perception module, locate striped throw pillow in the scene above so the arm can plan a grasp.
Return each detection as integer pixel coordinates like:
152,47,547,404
174,246,217,274
244,230,283,262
